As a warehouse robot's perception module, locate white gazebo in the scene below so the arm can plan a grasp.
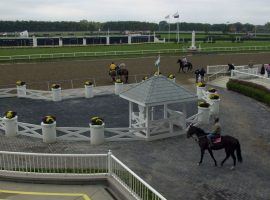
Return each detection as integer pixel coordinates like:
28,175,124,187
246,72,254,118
120,75,197,140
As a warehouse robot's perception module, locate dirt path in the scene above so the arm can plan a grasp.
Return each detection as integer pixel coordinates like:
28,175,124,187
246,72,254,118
0,52,269,88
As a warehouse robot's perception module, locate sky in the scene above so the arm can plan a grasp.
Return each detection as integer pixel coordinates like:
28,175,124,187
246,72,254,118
0,0,269,25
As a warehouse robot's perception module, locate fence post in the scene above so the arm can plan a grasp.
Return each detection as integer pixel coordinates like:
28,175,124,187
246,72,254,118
108,150,112,176
71,80,74,89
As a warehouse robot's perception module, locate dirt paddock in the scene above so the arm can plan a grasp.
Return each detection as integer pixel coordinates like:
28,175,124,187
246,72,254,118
0,52,269,89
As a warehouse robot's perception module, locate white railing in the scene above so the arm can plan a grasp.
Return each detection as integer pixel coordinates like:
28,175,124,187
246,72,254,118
0,88,17,98
0,150,167,200
1,45,270,61
111,154,166,200
231,70,270,85
0,117,4,131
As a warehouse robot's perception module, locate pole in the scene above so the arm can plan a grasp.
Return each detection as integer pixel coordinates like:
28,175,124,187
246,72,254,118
177,17,180,43
168,18,171,43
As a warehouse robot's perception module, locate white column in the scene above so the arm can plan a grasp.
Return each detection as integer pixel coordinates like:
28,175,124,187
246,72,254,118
59,38,63,46
115,82,123,95
128,35,131,44
85,85,94,98
83,37,87,46
52,88,62,101
190,30,196,50
32,36,37,47
106,36,110,45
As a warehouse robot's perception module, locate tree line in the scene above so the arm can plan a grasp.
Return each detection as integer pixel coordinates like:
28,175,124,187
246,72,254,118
0,20,269,33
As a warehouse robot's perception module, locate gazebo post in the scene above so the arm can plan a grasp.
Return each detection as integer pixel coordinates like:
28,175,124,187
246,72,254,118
145,106,150,139
164,104,168,119
182,103,187,129
129,101,133,128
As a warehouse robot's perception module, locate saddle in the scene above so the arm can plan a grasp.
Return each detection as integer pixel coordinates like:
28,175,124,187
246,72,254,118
211,134,222,144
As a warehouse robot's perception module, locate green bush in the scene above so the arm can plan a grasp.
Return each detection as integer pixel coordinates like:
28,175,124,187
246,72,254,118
226,79,270,106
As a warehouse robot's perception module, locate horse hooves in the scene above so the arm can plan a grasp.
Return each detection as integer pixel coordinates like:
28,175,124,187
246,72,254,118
230,166,235,170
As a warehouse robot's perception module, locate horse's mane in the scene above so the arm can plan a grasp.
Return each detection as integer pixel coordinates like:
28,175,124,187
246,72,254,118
193,126,207,136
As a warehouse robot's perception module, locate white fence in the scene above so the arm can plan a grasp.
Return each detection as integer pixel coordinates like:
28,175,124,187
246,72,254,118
0,150,167,200
231,70,270,85
1,45,270,61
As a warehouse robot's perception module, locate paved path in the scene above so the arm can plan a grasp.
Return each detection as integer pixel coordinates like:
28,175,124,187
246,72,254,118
0,181,114,200
0,86,270,200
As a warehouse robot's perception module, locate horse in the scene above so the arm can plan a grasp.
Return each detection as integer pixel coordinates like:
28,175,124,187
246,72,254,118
177,59,193,73
186,125,242,169
109,68,129,83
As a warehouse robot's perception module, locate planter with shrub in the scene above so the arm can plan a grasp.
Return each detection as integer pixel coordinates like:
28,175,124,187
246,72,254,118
3,111,18,137
90,117,105,145
51,84,62,101
41,115,56,143
84,81,94,98
197,101,210,124
196,82,206,99
16,81,26,97
115,79,123,95
208,94,220,115
168,74,176,82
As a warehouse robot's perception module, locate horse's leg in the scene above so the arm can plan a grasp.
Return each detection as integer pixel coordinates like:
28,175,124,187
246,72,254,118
221,149,230,166
198,149,205,165
207,149,217,166
230,152,236,170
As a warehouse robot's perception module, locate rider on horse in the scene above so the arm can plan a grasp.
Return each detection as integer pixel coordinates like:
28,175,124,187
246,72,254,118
207,117,221,146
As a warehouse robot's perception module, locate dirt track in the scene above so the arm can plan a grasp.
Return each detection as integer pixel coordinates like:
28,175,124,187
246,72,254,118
0,52,269,88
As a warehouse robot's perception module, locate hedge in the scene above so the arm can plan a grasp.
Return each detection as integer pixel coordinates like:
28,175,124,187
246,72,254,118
226,79,270,106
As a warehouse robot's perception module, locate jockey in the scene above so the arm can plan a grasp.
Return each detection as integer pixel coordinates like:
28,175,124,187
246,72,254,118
207,118,221,146
109,62,116,71
181,56,188,65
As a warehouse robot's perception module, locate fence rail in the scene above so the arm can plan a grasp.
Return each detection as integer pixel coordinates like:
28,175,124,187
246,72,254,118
1,45,270,61
0,150,167,200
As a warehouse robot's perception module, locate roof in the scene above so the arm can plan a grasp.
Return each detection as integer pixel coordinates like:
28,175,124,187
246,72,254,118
119,75,197,106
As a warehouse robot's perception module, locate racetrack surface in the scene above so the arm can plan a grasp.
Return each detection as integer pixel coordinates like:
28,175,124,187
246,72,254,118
0,52,270,88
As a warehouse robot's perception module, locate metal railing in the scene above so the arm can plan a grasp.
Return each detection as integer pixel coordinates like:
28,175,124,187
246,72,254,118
231,70,270,85
0,150,167,200
1,45,270,61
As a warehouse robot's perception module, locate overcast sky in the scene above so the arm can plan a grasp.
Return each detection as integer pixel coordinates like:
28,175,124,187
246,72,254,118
0,0,269,25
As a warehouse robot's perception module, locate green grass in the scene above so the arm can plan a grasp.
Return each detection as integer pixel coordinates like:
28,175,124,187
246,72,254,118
1,41,270,57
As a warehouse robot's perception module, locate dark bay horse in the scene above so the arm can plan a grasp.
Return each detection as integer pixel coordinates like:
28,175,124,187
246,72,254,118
109,68,129,83
186,125,242,169
177,59,193,73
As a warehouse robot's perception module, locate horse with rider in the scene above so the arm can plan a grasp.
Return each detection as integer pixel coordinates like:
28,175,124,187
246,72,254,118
109,62,129,83
177,56,193,73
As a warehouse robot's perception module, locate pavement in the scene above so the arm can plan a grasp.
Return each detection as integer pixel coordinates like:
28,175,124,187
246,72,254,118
0,85,270,200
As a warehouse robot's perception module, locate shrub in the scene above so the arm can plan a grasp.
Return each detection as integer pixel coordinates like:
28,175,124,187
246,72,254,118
51,84,60,89
208,88,217,93
84,81,93,86
42,116,56,124
16,81,26,86
197,82,206,87
91,117,104,125
198,101,210,108
226,79,270,106
168,74,175,79
209,94,220,100
154,71,162,76
4,111,17,119
115,79,123,83
142,76,148,81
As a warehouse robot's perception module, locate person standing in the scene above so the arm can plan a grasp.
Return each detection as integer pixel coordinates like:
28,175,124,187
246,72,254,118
194,69,200,83
266,64,270,78
199,67,206,82
207,118,221,146
260,64,265,76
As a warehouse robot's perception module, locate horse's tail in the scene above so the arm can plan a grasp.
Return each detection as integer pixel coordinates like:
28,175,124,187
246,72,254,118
236,140,243,163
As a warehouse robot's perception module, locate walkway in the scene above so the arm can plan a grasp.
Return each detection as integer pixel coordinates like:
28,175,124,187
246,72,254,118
0,86,270,200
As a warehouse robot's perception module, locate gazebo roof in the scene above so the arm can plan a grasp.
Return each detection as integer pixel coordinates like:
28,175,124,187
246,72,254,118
120,75,197,106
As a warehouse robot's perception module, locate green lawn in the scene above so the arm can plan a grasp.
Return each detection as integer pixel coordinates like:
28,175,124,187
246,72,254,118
0,41,270,57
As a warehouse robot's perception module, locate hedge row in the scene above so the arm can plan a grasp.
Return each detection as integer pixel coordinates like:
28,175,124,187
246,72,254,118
226,79,270,106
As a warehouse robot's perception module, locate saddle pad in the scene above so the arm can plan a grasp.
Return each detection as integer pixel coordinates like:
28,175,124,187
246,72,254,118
213,137,221,143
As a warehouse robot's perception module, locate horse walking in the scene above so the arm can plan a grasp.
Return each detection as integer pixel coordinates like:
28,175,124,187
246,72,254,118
109,64,129,83
177,59,193,73
186,125,242,169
